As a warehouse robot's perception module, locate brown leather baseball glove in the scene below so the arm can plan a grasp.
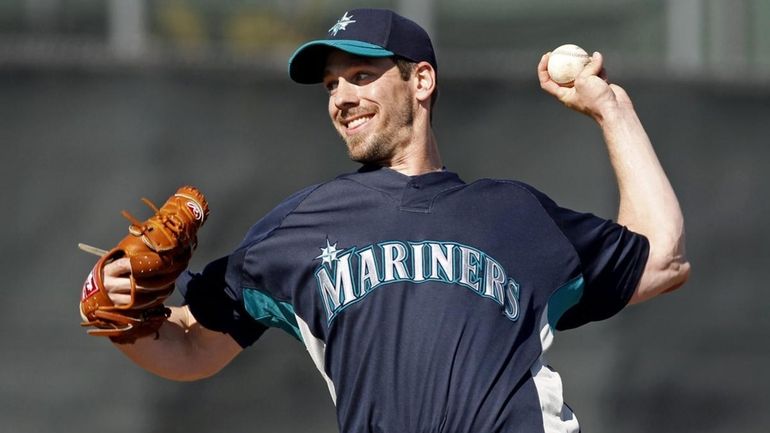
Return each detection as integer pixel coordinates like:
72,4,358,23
80,186,209,344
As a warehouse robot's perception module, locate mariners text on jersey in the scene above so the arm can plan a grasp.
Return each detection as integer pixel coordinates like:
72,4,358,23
315,239,521,323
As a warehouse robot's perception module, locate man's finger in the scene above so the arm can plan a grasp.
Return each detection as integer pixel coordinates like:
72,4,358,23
107,293,132,305
104,257,132,277
538,52,570,96
580,51,604,78
598,66,608,82
102,257,134,295
537,53,550,74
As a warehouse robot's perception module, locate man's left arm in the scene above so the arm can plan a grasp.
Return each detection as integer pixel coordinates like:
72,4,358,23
538,51,691,304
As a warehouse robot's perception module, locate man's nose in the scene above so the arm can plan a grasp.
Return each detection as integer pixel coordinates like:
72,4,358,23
333,78,359,109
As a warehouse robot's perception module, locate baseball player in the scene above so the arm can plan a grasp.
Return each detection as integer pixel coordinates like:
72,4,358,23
92,8,690,432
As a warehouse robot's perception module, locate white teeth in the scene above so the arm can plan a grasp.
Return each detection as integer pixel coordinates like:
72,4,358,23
347,116,372,129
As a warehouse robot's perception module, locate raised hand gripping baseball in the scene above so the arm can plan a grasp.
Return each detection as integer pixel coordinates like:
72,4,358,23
538,51,632,121
79,186,209,344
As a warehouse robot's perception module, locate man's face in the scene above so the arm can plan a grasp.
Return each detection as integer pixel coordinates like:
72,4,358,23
323,51,415,165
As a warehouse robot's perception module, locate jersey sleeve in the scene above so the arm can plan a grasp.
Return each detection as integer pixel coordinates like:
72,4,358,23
519,184,649,330
177,257,267,348
177,184,321,348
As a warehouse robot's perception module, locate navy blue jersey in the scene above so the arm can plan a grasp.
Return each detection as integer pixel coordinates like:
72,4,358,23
178,166,648,433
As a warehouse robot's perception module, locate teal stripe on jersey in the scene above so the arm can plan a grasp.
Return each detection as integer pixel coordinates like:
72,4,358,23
547,276,584,329
243,288,303,342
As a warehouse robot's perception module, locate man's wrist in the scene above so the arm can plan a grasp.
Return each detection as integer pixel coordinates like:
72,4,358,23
594,102,636,129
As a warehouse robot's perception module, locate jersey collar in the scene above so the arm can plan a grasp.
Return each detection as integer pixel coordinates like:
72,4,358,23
339,165,465,209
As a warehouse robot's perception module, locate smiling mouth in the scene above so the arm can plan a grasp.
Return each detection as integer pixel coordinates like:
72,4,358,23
342,114,374,131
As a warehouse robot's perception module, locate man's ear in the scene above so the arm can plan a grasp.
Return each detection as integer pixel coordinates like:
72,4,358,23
413,62,437,103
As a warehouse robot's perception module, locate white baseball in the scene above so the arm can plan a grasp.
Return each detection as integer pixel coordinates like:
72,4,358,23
547,44,591,85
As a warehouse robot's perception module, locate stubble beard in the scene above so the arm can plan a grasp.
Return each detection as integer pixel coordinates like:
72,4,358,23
343,101,415,165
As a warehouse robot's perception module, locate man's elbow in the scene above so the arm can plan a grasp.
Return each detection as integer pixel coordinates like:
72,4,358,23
657,228,691,292
660,256,691,294
629,242,691,304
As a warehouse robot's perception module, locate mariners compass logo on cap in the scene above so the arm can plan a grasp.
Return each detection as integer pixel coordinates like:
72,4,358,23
329,11,356,36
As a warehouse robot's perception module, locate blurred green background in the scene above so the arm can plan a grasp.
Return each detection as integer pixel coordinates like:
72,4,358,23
1,1,769,432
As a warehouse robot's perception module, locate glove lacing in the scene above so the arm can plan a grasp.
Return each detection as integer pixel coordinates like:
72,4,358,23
123,198,192,251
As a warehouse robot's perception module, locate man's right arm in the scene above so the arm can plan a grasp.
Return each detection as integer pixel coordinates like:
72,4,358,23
105,258,243,381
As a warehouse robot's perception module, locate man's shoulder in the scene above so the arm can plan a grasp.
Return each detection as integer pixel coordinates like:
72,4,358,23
467,177,550,199
271,168,365,210
237,171,361,247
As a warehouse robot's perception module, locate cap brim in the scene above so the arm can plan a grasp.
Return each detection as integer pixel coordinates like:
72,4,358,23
288,40,394,84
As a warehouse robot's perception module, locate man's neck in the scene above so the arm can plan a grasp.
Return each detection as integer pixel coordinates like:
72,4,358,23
386,129,443,176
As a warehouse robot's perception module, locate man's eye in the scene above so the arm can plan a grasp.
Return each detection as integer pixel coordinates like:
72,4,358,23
354,72,371,82
325,81,338,93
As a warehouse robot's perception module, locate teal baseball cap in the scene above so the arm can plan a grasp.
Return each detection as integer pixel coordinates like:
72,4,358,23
289,8,438,84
